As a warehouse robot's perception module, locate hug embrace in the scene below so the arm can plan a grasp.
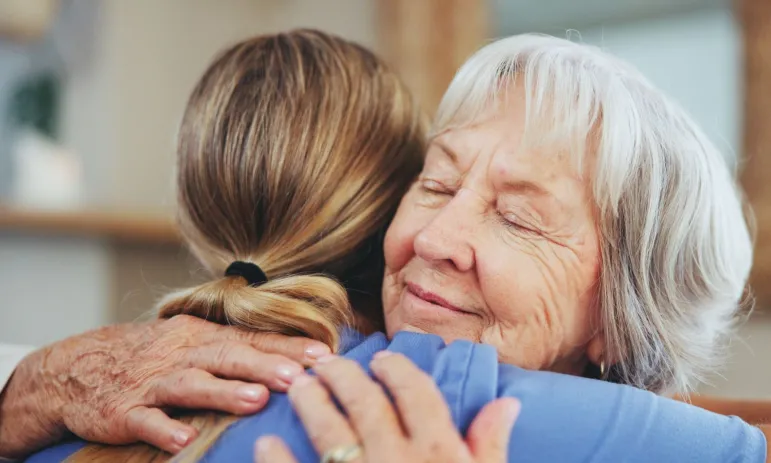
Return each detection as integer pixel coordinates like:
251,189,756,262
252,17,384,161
4,28,765,463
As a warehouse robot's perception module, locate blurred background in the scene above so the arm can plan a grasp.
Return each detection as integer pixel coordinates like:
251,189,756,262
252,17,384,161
0,0,767,397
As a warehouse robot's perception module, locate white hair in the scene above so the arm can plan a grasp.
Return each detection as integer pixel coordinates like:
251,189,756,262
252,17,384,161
435,34,753,394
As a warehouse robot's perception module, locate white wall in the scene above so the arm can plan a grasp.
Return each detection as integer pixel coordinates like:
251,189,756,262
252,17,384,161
579,8,741,167
0,234,111,346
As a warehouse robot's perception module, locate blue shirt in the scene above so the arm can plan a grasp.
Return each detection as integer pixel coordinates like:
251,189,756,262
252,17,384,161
26,330,766,462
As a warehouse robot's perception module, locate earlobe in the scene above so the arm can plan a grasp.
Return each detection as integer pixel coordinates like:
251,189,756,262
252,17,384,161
586,333,610,370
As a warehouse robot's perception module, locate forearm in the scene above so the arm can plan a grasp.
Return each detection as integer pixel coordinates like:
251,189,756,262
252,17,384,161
0,347,65,460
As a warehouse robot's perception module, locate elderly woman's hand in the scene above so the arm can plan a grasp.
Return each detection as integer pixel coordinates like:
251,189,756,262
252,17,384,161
254,352,520,463
0,315,330,459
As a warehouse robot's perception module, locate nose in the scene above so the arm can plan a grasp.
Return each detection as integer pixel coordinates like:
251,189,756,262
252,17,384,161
413,189,477,272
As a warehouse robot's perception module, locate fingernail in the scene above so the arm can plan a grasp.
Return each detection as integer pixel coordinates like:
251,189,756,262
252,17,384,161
255,436,277,458
276,364,303,382
173,429,191,446
236,385,266,403
504,398,522,425
373,350,394,360
315,354,338,364
305,343,331,360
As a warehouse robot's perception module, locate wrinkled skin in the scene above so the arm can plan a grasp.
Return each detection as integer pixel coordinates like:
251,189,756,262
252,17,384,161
254,352,520,463
0,315,330,459
382,86,605,374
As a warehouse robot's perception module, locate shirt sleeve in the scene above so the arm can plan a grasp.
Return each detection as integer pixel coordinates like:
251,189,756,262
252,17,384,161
392,335,767,463
494,365,767,463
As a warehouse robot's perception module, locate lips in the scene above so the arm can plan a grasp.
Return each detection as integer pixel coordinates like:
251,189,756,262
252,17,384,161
406,282,471,314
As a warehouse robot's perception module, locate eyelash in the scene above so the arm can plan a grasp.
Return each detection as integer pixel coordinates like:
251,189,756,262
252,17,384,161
497,211,540,235
420,179,454,196
420,180,541,236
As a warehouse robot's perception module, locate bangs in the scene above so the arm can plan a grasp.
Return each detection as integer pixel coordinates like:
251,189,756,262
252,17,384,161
432,34,652,215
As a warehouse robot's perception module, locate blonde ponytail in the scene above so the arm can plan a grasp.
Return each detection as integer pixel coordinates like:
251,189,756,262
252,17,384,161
67,28,424,463
159,272,353,351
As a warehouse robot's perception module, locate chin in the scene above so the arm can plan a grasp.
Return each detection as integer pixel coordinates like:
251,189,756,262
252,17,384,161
386,308,480,345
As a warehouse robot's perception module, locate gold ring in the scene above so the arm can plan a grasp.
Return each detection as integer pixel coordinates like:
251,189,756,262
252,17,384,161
320,444,362,463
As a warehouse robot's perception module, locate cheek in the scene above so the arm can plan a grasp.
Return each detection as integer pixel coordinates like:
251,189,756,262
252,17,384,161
477,235,601,366
476,238,550,319
383,195,425,273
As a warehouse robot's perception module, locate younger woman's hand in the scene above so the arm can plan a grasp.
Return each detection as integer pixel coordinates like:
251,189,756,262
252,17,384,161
254,351,520,463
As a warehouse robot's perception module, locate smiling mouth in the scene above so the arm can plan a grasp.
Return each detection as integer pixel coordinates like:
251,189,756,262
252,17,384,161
405,282,473,315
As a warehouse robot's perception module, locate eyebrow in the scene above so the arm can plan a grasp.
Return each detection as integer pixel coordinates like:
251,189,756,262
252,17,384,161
433,140,566,209
501,180,552,198
432,140,459,164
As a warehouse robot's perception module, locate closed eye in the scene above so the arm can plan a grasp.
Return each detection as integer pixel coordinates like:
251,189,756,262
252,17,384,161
419,178,455,196
497,211,542,236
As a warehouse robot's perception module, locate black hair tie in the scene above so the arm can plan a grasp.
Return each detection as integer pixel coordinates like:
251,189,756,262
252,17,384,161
225,261,268,287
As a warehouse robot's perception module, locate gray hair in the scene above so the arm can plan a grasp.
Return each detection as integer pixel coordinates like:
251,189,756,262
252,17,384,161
434,34,753,394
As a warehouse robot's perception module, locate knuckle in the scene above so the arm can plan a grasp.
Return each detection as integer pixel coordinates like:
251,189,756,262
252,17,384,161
160,370,203,402
181,368,210,387
229,350,258,372
213,341,239,366
173,372,191,391
197,386,219,408
250,332,300,354
125,408,149,437
156,377,184,404
249,332,282,350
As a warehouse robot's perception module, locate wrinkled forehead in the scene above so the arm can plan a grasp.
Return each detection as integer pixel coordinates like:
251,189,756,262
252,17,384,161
431,65,602,180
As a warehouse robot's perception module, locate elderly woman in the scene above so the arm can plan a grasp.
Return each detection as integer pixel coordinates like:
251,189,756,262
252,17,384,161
248,32,763,462
379,31,753,393
25,32,765,463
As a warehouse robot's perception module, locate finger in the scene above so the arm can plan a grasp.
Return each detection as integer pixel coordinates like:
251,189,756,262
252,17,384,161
467,398,521,462
287,374,360,455
313,357,404,451
188,341,305,391
215,326,331,365
167,315,330,365
125,406,198,454
255,436,299,463
153,368,270,415
369,352,457,439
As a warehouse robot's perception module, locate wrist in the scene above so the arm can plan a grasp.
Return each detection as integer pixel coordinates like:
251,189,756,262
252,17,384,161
0,346,67,459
